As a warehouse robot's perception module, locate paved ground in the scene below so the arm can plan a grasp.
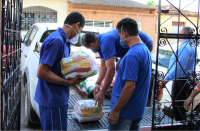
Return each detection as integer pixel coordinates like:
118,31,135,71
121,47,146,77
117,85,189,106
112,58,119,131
20,90,41,131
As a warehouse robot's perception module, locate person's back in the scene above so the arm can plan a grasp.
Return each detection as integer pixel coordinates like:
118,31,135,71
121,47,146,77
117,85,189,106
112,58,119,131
97,29,153,60
165,39,196,80
97,29,129,59
162,27,197,121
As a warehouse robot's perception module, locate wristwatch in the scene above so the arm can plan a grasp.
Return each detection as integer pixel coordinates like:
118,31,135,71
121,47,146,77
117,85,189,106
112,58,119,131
95,82,101,86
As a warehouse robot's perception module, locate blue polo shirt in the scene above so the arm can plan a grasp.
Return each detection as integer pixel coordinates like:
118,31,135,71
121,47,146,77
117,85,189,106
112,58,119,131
165,39,196,81
97,29,152,60
34,27,71,107
110,43,151,119
138,30,152,45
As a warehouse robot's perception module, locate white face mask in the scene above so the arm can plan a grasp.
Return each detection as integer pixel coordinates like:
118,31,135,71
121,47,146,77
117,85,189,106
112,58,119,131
65,24,80,44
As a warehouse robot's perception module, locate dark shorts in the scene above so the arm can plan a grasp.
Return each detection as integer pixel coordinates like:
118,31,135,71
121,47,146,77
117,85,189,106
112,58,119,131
39,104,68,130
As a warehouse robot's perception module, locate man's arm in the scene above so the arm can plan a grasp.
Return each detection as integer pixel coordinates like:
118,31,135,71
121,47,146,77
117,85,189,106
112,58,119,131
94,56,115,107
112,81,135,112
108,81,135,125
96,58,107,84
184,84,200,110
101,56,115,93
37,63,85,87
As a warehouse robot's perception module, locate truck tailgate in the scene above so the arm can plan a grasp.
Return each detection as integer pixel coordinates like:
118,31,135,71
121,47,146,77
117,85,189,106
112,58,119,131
68,88,182,130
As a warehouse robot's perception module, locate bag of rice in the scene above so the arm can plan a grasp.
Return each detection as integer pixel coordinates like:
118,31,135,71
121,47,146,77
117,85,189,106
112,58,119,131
60,54,99,79
73,100,104,122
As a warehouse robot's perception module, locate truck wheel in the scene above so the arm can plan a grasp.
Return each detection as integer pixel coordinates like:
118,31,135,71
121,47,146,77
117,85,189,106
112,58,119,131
24,83,36,127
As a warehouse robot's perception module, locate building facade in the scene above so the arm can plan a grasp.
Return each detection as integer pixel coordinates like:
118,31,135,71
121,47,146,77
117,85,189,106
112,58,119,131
159,5,198,44
22,0,157,51
22,0,68,30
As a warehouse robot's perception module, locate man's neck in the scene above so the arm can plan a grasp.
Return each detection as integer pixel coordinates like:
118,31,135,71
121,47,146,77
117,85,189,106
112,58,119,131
62,26,73,39
127,37,143,48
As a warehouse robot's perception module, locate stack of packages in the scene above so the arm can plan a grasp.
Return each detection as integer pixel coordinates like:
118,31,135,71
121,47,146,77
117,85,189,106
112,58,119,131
73,100,104,122
60,53,99,79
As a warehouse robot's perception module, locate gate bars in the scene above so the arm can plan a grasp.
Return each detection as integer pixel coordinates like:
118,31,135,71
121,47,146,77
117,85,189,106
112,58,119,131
152,0,200,130
1,0,22,130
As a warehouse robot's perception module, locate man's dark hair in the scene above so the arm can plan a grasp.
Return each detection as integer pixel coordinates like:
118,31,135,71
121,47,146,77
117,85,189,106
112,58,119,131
82,33,96,47
181,27,193,34
64,12,85,27
116,18,138,36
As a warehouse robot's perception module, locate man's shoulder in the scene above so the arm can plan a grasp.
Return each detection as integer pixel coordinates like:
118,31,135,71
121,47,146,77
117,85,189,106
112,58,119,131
101,30,118,39
43,33,64,46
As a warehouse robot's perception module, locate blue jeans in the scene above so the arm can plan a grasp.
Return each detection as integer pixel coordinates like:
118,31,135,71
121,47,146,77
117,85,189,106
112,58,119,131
108,116,142,131
39,104,68,131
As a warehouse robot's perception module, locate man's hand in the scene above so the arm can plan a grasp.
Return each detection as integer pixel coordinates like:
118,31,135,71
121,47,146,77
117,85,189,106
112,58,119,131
94,84,101,97
68,76,86,86
184,96,194,110
76,88,88,99
94,91,105,107
108,111,119,125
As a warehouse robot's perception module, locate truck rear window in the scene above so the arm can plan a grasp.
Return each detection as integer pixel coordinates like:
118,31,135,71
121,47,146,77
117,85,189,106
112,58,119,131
40,30,56,43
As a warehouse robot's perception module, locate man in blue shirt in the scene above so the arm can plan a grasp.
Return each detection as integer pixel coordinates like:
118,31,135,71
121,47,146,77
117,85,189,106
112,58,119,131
107,18,151,130
82,28,153,107
34,12,88,130
160,27,196,121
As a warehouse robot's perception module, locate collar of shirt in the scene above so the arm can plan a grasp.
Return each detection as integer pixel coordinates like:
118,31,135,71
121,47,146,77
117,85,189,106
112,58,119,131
57,27,69,43
180,39,189,46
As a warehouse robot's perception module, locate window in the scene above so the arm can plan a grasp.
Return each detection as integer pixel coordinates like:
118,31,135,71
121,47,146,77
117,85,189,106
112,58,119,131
40,30,56,43
85,21,93,26
94,21,104,27
22,6,57,31
23,27,33,45
172,22,185,27
85,20,113,28
151,49,173,68
26,27,38,46
105,22,112,27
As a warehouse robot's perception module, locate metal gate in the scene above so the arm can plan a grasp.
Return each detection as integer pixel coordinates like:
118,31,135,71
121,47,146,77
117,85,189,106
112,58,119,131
152,0,200,130
1,0,22,130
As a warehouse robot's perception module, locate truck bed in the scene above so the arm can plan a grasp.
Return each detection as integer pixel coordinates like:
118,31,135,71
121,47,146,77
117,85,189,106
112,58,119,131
68,88,182,130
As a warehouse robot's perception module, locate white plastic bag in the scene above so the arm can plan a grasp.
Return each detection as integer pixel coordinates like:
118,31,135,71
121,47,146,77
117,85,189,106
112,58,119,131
73,100,104,123
60,54,99,79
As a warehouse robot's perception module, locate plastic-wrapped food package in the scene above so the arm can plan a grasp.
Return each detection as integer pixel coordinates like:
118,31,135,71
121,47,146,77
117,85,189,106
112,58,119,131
73,100,104,122
60,54,99,79
79,81,95,97
78,75,100,98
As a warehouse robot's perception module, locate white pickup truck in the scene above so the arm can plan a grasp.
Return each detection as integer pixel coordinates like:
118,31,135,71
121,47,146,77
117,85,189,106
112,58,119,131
21,23,183,130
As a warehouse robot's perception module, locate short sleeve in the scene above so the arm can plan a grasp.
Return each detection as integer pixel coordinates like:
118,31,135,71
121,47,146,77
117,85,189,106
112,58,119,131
101,37,116,61
40,38,63,67
139,30,152,45
122,55,140,82
98,51,104,58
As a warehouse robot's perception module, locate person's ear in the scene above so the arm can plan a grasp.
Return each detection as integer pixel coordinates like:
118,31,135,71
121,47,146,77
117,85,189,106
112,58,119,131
89,43,93,47
122,31,127,39
75,22,80,28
